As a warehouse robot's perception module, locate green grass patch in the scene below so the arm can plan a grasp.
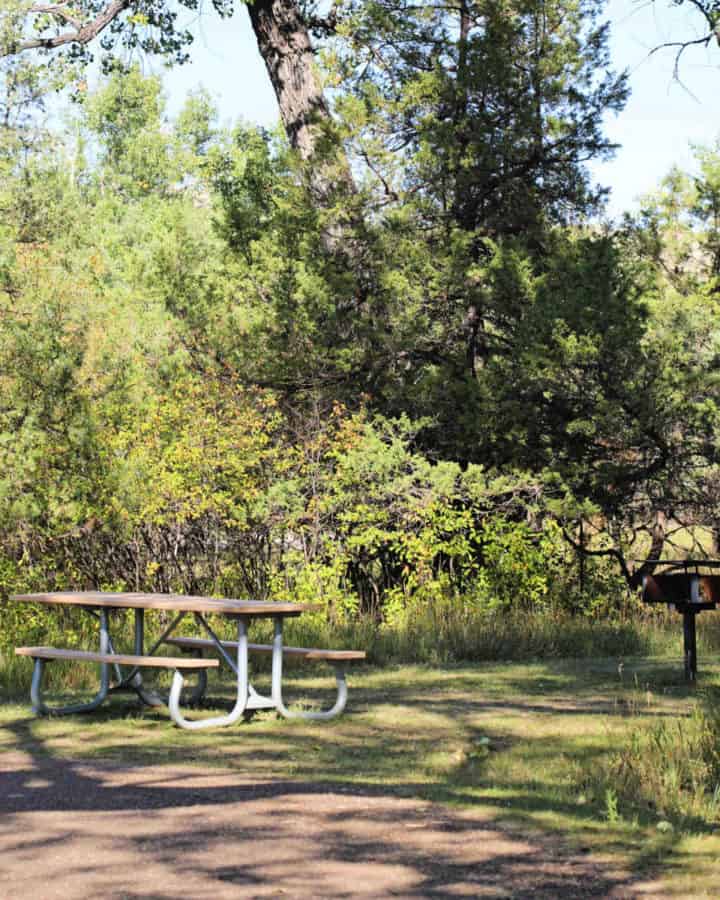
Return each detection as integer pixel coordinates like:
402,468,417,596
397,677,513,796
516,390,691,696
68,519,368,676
580,688,720,830
2,655,720,894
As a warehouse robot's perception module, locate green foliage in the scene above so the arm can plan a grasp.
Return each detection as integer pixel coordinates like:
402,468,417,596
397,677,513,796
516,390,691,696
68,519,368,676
335,0,627,232
0,1,235,73
252,410,568,619
81,66,195,197
1,48,720,653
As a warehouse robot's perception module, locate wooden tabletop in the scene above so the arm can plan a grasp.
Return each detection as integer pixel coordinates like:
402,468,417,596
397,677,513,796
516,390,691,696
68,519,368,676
10,592,319,617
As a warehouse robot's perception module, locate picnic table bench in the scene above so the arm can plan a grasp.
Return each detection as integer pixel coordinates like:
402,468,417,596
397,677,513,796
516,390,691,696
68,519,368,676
11,592,365,729
14,646,218,717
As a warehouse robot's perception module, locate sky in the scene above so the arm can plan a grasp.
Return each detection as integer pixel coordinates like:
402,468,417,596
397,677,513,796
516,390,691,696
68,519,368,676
588,0,720,217
155,0,720,219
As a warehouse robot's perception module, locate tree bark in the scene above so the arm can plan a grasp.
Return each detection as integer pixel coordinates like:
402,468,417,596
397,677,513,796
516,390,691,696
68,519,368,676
246,0,358,254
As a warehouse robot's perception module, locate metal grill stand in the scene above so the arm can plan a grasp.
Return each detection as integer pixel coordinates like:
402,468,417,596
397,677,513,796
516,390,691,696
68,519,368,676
642,561,720,682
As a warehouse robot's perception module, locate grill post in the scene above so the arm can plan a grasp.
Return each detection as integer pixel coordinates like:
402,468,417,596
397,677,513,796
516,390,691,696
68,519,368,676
682,608,698,682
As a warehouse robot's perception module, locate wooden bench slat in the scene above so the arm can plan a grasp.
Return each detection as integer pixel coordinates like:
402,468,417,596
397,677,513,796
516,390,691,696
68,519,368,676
15,647,218,669
165,637,366,661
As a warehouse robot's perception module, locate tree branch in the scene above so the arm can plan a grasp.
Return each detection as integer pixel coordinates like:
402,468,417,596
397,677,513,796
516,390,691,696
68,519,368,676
648,0,720,82
561,526,635,585
5,0,132,56
29,3,83,30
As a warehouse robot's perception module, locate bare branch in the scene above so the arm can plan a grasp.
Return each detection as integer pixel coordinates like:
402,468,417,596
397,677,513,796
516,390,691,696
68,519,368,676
29,3,83,29
358,147,399,203
648,34,715,84
647,0,720,84
4,0,132,56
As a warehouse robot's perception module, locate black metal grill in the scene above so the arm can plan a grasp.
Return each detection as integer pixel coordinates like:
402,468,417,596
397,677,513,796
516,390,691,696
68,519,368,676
641,560,720,681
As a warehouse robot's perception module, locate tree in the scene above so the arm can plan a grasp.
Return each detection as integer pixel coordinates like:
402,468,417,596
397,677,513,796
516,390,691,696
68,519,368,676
303,0,628,452
6,5,685,598
0,0,358,251
337,0,626,238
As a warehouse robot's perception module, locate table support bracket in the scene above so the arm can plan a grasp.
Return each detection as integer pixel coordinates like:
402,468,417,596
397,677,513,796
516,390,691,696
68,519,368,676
168,618,249,729
188,614,276,708
30,610,111,716
110,611,200,707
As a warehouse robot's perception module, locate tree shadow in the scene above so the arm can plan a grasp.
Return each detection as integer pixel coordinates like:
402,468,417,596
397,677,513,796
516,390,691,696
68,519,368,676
1,657,716,895
1,735,650,899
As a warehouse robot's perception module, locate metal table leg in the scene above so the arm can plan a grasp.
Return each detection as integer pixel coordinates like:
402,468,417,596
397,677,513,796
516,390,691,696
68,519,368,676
193,613,271,709
30,609,111,716
169,617,249,729
109,610,202,707
270,617,349,720
129,608,168,706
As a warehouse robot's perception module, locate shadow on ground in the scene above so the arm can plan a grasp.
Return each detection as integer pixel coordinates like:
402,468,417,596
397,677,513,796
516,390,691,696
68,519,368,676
2,748,643,899
2,657,716,897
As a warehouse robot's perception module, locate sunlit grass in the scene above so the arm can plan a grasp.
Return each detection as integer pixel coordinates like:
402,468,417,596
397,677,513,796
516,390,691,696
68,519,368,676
3,656,720,893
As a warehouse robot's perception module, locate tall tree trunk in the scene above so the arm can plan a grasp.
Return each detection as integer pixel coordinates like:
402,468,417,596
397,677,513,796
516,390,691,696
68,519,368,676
246,0,358,255
453,0,486,376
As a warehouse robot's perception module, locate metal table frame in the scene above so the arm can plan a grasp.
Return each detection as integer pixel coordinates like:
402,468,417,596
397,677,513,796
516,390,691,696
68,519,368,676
13,592,333,729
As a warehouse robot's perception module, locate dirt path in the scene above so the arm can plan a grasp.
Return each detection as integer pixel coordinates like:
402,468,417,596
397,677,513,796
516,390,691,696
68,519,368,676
0,751,665,899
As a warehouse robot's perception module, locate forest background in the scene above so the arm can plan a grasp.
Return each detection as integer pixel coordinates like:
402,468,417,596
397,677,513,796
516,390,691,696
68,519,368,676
1,0,720,658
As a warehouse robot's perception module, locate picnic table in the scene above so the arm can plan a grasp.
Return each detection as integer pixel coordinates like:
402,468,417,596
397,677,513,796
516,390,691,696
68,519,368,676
12,591,364,729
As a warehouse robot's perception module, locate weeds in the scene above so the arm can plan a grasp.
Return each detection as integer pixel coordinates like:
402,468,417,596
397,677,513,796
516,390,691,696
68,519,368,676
580,690,720,829
604,787,620,824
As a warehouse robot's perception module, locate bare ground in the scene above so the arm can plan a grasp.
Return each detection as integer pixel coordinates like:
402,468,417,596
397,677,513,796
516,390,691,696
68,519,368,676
0,751,668,899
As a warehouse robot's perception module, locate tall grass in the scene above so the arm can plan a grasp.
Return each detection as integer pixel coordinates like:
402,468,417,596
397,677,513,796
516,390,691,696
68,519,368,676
281,602,720,667
3,599,720,696
580,691,720,829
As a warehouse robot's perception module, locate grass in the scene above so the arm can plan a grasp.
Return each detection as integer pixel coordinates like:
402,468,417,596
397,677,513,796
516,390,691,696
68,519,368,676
3,654,720,895
582,687,720,828
5,601,720,695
